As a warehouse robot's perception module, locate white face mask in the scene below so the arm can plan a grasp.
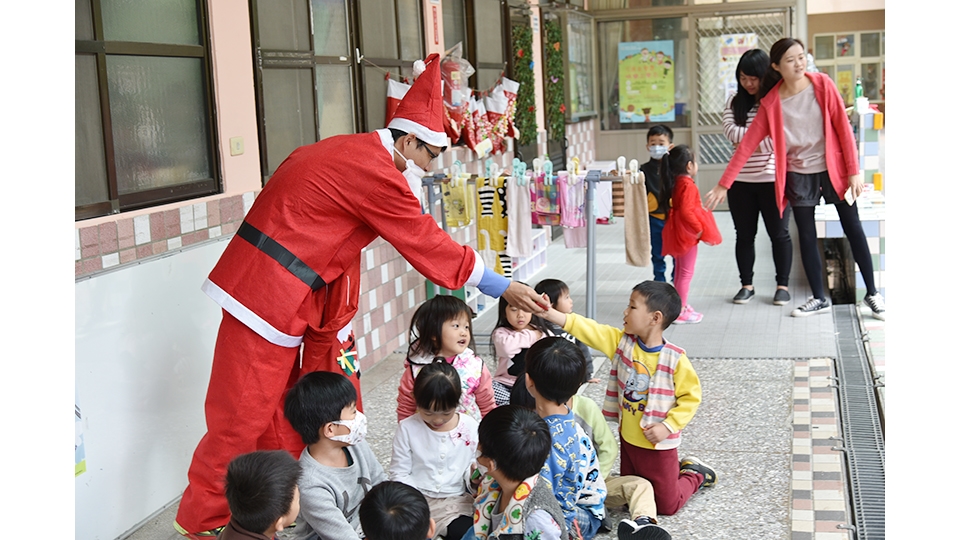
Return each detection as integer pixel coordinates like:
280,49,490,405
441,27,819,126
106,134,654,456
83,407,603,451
474,448,493,479
394,146,427,206
330,411,368,446
648,145,669,160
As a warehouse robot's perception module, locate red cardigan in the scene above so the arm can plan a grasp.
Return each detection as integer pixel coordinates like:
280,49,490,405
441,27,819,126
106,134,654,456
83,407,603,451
662,175,722,257
718,72,860,218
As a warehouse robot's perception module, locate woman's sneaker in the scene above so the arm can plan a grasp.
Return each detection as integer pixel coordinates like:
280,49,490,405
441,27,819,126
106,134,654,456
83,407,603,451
773,289,791,306
674,305,703,324
732,287,755,304
791,297,832,317
863,293,885,321
618,516,672,540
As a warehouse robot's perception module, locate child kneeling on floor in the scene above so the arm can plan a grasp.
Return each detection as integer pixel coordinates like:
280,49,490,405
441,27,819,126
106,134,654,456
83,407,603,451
541,281,717,518
284,371,386,540
465,405,568,540
218,450,301,540
360,481,436,540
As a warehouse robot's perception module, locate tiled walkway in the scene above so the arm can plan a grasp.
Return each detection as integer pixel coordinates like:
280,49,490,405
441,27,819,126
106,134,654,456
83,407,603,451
127,211,886,540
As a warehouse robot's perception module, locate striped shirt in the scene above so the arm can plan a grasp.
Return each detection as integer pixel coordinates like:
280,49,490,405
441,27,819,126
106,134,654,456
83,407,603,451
723,94,776,183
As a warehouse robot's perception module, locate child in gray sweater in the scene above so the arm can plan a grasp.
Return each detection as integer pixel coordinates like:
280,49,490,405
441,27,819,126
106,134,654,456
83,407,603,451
284,371,386,540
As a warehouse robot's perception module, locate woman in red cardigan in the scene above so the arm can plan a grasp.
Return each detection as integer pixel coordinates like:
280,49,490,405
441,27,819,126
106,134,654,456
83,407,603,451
704,38,885,320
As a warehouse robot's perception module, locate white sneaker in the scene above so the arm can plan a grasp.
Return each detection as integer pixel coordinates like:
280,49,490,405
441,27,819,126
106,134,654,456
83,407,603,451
791,297,832,317
863,293,885,321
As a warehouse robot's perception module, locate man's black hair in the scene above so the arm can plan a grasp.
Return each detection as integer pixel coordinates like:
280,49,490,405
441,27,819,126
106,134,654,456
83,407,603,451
478,405,551,482
359,481,432,540
632,280,683,329
283,371,356,445
525,337,586,405
646,124,674,142
413,359,462,412
224,450,301,535
389,128,448,152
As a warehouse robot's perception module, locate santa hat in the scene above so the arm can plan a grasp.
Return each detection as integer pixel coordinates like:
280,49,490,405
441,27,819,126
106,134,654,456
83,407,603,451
387,53,448,148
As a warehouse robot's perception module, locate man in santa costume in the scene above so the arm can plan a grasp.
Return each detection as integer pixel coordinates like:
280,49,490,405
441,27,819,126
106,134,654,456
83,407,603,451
174,53,547,538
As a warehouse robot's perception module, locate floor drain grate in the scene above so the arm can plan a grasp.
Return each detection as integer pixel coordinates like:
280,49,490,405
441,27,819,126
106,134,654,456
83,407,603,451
832,305,885,540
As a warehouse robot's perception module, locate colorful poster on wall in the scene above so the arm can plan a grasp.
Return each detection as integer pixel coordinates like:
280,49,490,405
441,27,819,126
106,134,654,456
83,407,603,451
618,40,675,123
720,33,758,101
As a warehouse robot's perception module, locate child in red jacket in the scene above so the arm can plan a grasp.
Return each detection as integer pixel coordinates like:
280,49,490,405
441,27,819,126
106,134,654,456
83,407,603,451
659,145,722,324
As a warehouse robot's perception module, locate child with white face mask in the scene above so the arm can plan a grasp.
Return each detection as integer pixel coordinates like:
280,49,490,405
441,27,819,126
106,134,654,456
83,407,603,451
283,371,385,540
640,125,675,284
389,360,479,540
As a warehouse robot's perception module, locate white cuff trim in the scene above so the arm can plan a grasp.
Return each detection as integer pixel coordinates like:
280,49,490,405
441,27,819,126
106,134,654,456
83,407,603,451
465,249,485,288
201,279,303,348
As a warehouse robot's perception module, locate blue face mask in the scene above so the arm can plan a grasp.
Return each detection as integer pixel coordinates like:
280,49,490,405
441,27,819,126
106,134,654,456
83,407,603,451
648,145,669,160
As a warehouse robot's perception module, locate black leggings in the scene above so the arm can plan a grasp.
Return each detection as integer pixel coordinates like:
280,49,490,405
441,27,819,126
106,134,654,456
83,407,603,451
793,202,877,300
727,181,793,287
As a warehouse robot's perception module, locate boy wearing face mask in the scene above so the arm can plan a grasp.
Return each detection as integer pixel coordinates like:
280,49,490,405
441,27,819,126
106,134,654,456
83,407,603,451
640,125,674,283
283,371,386,540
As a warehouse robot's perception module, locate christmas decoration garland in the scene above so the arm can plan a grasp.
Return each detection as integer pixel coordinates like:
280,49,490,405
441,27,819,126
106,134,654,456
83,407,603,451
511,23,536,147
543,17,565,143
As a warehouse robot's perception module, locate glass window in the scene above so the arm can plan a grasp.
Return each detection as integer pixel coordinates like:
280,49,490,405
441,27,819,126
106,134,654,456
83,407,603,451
861,32,881,57
566,11,596,119
599,17,689,130
814,35,834,60
443,0,468,56
75,0,218,220
861,62,881,100
836,34,855,58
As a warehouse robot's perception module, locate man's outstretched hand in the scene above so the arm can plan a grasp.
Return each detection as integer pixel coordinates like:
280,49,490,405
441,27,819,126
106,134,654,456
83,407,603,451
501,281,551,314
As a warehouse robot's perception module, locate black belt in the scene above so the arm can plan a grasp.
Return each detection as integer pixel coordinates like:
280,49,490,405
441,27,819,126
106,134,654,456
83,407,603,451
237,222,327,290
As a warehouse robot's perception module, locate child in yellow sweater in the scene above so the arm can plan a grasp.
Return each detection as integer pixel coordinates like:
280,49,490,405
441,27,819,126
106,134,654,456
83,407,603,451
540,280,716,523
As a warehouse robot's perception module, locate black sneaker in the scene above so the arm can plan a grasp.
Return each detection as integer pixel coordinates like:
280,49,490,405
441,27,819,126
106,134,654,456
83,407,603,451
617,516,672,540
863,293,885,321
791,297,832,317
679,456,718,488
732,287,755,304
773,289,791,306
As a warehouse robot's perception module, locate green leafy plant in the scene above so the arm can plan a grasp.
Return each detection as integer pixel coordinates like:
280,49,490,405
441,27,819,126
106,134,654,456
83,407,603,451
512,23,536,147
543,17,565,143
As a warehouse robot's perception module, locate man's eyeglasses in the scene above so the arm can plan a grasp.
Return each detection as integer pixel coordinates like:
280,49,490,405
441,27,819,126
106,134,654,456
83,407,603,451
416,139,439,162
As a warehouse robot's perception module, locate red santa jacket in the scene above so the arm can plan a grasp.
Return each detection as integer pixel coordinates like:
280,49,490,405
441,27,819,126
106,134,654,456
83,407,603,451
661,175,722,257
718,72,860,218
203,130,480,347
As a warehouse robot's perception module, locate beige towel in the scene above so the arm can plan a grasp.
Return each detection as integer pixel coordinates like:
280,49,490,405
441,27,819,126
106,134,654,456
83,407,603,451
622,176,652,267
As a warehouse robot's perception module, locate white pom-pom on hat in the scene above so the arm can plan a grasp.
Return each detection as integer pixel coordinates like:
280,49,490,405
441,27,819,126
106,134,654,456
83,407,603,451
413,59,426,79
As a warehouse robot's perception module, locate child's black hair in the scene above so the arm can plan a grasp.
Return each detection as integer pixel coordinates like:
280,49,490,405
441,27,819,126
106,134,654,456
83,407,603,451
509,369,537,410
359,480,432,540
534,278,569,309
493,282,551,334
631,281,683,329
646,124,674,143
477,405,551,481
413,359,462,412
283,371,356,445
656,144,695,217
524,337,586,405
408,295,476,358
731,49,771,126
224,450,301,535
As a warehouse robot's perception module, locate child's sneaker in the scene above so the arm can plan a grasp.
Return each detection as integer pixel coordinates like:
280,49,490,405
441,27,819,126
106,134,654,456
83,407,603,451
673,305,703,325
862,293,885,321
679,456,718,488
790,296,832,317
617,516,672,540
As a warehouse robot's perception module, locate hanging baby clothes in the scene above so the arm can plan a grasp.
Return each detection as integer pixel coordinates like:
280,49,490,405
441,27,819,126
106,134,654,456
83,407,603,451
442,176,472,228
505,173,533,258
622,175,652,267
477,176,511,278
558,172,587,248
594,179,614,224
532,173,561,226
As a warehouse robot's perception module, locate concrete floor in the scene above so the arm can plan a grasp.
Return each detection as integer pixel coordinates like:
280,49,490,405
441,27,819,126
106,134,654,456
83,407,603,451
124,212,881,540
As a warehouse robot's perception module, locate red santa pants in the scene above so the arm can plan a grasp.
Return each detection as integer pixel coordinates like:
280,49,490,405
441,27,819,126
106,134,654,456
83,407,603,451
174,310,361,533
